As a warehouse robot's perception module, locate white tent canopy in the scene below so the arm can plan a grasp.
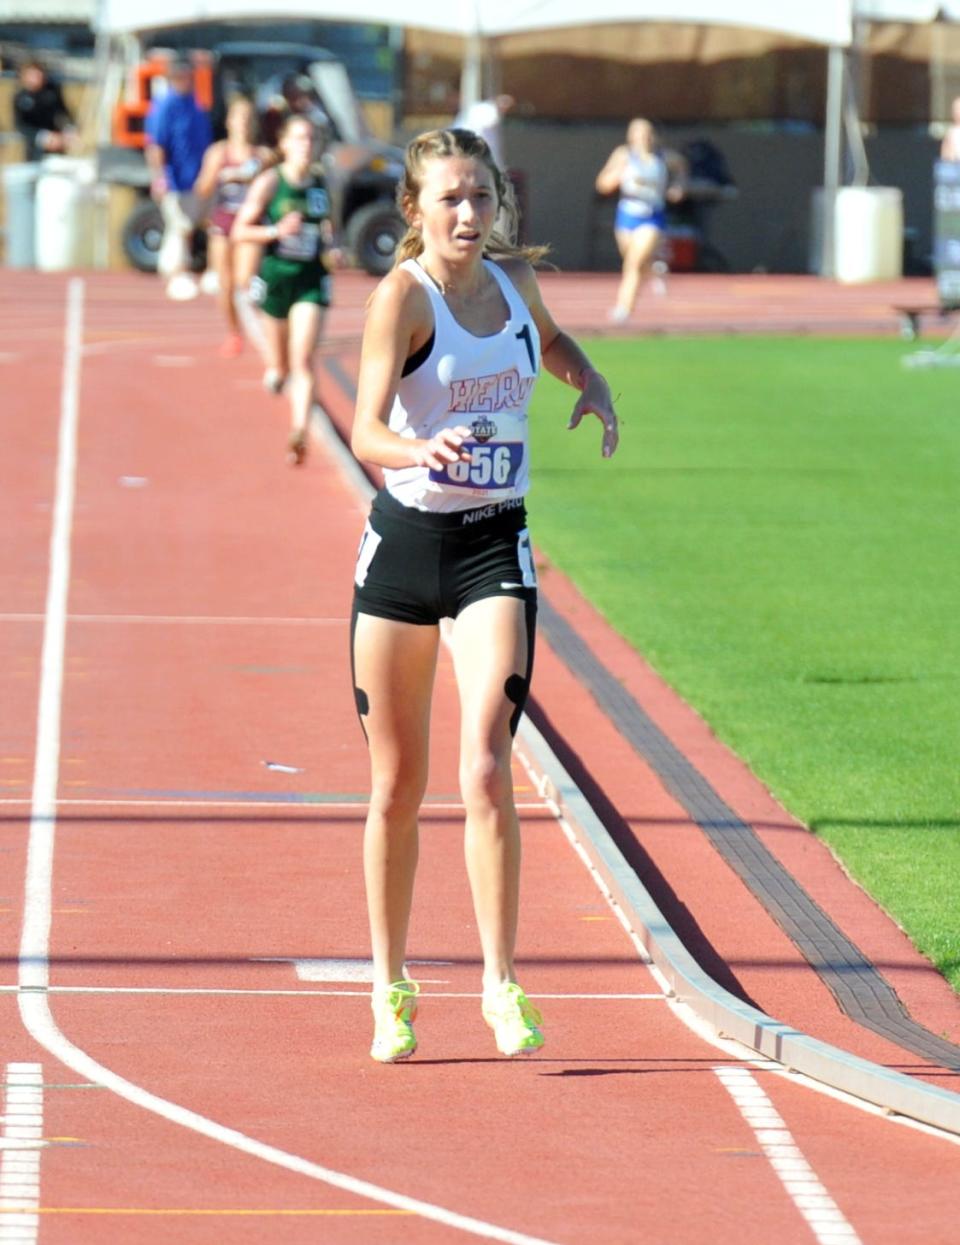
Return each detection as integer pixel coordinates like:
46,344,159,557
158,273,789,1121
95,0,852,45
0,0,94,16
856,1,960,19
0,0,920,29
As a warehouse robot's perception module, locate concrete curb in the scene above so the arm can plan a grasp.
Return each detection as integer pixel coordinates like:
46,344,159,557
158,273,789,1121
515,714,960,1137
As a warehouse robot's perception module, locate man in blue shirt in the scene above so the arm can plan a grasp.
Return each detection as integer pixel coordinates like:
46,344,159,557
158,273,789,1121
145,55,212,299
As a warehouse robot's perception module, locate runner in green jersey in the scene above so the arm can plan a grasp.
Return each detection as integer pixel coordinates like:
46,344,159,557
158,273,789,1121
234,114,340,464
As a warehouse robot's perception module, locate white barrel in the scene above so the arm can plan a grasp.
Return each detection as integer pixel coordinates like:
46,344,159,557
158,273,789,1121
2,163,41,267
834,187,903,283
34,156,97,271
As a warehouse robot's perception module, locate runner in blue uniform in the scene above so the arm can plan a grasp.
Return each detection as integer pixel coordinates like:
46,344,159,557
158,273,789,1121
349,127,619,1063
596,118,685,322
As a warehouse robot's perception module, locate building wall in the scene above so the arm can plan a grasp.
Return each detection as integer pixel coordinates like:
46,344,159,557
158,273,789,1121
505,120,940,274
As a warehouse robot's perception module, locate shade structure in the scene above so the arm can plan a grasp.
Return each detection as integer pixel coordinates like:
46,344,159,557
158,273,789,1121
94,0,851,45
856,0,960,19
0,0,94,16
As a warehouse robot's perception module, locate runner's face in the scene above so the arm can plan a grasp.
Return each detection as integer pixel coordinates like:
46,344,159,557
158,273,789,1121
627,120,653,152
413,156,498,264
227,101,254,141
281,120,315,168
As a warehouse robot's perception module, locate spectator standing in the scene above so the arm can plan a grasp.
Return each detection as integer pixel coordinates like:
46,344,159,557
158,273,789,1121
260,74,331,149
13,59,75,162
145,55,213,301
453,93,514,168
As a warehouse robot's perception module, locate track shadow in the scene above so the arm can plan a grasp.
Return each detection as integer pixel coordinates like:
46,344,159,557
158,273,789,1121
526,694,762,1012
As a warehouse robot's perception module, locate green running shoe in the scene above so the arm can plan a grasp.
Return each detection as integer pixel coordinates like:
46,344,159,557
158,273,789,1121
370,980,419,1063
482,982,545,1057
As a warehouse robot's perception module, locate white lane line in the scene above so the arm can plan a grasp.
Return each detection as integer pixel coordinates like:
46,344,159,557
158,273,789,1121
0,1063,43,1243
0,798,548,812
3,986,666,1000
16,276,561,1245
0,614,347,626
290,957,449,982
714,1067,862,1245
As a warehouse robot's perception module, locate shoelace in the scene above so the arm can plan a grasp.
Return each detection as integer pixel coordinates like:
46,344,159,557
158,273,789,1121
487,987,541,1026
375,981,419,1019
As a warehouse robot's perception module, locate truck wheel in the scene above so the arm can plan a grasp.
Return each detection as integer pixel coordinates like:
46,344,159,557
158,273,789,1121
346,201,405,276
122,199,164,273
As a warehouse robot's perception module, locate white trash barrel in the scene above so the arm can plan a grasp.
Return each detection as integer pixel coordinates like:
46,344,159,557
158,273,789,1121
834,187,903,283
2,163,40,267
34,156,97,271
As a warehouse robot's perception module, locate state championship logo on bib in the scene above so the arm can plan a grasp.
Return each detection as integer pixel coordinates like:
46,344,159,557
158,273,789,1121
471,417,497,444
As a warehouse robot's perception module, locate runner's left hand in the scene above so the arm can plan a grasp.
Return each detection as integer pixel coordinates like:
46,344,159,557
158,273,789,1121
568,373,619,459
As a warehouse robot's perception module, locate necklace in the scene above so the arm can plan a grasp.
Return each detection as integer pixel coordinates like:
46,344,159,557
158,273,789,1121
418,258,486,299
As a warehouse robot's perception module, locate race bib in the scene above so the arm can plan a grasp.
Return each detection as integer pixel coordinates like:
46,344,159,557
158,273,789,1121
276,222,320,261
220,181,248,210
306,186,330,217
428,441,523,491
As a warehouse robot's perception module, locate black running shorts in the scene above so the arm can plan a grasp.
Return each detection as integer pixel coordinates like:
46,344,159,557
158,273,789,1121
352,488,538,626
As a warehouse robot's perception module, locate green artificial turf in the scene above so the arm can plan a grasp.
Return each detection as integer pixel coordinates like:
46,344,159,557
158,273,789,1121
528,336,960,992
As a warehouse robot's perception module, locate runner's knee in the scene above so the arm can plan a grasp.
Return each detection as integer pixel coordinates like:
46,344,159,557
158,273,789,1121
460,749,512,812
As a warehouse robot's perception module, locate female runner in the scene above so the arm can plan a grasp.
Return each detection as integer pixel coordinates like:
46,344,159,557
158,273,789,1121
233,114,338,464
194,95,275,356
350,127,619,1062
595,117,685,322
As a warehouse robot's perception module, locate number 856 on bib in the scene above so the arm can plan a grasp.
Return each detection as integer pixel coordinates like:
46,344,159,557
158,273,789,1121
429,441,523,490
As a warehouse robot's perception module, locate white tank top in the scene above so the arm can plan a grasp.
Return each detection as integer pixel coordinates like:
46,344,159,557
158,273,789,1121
619,151,668,213
384,258,540,512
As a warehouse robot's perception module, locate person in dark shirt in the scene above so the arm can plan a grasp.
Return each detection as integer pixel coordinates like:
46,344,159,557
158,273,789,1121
13,59,75,162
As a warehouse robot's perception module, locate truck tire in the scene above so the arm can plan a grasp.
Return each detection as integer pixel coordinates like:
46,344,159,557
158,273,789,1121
346,200,405,276
121,199,207,274
122,198,164,273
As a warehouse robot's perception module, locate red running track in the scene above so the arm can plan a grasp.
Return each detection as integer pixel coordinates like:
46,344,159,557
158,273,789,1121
0,271,958,1245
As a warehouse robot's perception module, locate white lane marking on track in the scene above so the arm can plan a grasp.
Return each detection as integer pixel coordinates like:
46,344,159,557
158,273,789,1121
288,957,449,982
2,986,667,1000
0,614,347,625
714,1067,862,1245
0,1063,43,1244
16,276,562,1245
0,798,548,811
